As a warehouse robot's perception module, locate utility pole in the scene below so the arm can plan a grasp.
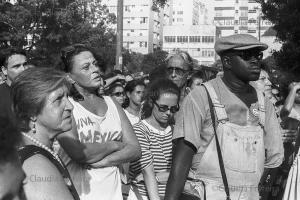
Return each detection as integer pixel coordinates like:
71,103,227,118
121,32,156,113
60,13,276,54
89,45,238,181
115,0,123,72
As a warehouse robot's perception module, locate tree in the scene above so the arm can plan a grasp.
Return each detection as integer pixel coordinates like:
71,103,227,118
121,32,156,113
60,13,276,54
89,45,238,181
258,0,300,78
0,0,116,69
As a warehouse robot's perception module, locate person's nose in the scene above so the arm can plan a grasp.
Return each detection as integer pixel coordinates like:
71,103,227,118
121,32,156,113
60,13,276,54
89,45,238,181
65,98,74,111
171,68,177,78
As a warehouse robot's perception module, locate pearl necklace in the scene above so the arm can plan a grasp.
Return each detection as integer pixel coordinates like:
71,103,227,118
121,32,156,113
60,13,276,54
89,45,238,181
21,132,64,167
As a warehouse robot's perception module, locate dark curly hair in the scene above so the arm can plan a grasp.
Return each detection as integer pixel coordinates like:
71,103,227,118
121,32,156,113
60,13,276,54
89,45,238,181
141,78,180,119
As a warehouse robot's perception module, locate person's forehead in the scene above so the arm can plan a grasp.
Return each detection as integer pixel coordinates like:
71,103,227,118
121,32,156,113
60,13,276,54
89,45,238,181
114,86,124,91
73,51,95,63
167,56,188,69
7,54,27,66
134,85,145,91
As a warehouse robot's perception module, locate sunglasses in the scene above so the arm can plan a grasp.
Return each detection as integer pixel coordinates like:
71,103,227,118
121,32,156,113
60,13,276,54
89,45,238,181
112,92,125,97
167,67,187,76
153,101,180,113
234,50,263,61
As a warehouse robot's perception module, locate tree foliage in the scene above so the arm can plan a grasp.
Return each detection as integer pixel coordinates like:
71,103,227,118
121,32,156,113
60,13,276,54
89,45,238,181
0,0,116,69
258,0,300,79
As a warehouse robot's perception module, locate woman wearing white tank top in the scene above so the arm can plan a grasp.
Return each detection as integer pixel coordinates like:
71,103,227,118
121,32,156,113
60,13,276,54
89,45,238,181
57,44,141,200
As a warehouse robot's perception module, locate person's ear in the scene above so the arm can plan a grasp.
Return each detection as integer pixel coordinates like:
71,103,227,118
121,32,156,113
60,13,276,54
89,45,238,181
126,91,130,98
222,56,232,70
1,66,7,76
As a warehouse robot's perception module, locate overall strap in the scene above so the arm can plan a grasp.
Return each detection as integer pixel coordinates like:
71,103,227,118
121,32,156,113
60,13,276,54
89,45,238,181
202,82,228,122
256,90,266,127
203,85,231,200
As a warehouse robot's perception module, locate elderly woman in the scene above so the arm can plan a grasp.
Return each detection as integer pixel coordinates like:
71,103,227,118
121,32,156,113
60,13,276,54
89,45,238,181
128,79,180,200
57,44,141,200
11,67,79,200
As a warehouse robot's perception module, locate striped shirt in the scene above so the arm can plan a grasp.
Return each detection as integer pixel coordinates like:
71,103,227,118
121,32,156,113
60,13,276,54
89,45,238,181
129,120,173,196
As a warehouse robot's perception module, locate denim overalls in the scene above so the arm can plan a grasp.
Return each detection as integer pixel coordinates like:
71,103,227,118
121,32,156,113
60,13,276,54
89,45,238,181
185,82,266,200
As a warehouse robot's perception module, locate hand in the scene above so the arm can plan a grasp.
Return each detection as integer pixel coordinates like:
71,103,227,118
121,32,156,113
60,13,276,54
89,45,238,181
288,82,300,91
156,171,170,184
116,74,125,80
125,75,134,82
281,129,297,143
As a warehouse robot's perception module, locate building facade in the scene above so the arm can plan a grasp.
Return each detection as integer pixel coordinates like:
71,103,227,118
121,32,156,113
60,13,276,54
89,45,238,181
163,25,217,66
213,0,272,37
103,0,172,54
172,0,208,25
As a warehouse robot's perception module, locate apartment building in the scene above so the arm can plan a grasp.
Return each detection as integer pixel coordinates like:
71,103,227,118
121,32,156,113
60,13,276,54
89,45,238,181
103,0,172,54
214,0,272,38
172,0,209,25
163,25,217,66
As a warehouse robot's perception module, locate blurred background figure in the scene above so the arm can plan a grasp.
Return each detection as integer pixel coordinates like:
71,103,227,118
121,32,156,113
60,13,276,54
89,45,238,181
124,80,146,125
107,82,126,106
0,116,26,200
0,48,30,121
12,67,79,200
165,51,193,101
185,70,205,94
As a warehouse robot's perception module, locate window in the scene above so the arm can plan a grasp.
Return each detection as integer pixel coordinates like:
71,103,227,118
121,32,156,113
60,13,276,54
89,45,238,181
177,11,183,15
125,6,130,12
131,29,134,32
164,36,176,43
177,18,183,22
248,10,257,13
139,33,143,36
248,19,257,24
177,36,188,43
235,30,238,33
202,36,214,43
189,36,201,43
140,17,147,24
127,33,130,36
235,10,238,13
248,30,256,33
201,49,215,57
140,42,147,47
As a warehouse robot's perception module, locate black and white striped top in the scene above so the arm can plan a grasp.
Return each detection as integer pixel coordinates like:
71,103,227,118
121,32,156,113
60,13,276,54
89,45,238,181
129,120,173,197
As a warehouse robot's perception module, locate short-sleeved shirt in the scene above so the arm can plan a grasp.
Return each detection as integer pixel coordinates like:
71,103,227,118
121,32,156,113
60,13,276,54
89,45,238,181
129,120,173,196
173,77,284,174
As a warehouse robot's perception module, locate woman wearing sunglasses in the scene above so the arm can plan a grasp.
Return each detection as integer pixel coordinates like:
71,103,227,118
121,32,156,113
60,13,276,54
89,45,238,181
57,44,141,200
107,82,126,106
128,79,180,200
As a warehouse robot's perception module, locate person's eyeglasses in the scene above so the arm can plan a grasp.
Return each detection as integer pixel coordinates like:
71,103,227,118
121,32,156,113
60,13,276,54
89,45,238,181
235,50,263,61
153,101,180,113
167,67,186,76
112,92,125,97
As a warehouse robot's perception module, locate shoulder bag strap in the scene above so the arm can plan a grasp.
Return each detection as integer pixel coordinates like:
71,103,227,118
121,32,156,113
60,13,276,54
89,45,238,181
203,85,231,200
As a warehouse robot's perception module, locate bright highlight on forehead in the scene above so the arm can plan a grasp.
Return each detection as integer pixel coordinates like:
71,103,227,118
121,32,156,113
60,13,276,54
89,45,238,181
159,93,178,99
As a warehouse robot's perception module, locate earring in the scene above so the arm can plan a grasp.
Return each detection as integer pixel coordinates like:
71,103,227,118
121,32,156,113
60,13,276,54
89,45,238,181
32,121,36,134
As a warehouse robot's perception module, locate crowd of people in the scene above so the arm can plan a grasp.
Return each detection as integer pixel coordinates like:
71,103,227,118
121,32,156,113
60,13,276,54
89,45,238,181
0,33,299,200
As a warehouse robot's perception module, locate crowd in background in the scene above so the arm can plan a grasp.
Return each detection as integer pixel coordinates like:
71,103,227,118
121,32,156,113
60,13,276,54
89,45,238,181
1,34,300,200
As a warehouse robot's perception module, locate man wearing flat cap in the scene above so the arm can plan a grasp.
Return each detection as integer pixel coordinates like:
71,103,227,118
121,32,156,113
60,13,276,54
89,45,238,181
164,34,284,200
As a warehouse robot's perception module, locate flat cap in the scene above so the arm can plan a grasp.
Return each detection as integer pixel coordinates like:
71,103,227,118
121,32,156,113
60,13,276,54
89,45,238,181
215,34,268,55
